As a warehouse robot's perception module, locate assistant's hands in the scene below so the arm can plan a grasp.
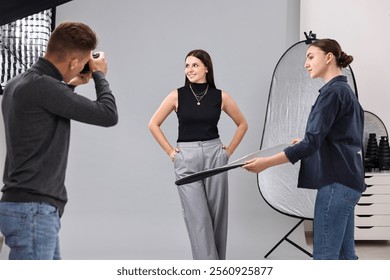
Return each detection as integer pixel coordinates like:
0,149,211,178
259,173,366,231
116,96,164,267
291,138,301,145
242,151,290,174
242,157,269,173
243,139,299,173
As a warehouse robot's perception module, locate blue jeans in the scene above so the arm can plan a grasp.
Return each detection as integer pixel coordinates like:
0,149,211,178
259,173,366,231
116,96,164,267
0,202,61,260
313,183,361,260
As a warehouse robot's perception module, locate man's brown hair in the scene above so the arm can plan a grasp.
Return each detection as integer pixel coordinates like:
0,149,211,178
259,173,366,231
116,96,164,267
46,22,97,60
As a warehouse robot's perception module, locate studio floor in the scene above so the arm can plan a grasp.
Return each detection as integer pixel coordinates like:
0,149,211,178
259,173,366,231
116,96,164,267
303,221,390,260
355,240,390,259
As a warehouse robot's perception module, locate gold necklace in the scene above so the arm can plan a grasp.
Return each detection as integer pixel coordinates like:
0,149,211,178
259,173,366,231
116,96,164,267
189,84,209,105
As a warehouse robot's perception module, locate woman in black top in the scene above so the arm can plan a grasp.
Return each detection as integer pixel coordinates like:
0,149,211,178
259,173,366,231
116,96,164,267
243,39,365,260
149,49,247,259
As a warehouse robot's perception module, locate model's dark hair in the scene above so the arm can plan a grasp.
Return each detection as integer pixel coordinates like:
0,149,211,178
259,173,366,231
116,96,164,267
184,49,216,88
46,22,97,60
311,38,353,68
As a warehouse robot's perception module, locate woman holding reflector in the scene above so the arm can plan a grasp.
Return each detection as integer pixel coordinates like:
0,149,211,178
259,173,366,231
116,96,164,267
244,39,365,260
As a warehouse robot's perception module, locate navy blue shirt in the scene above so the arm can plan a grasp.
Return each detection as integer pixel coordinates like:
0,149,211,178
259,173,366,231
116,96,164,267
284,75,365,193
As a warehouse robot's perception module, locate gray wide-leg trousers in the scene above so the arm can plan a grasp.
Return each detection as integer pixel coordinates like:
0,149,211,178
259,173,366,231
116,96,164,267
174,138,229,260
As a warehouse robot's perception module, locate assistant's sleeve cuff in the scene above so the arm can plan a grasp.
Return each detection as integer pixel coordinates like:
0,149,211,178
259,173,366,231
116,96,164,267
284,146,300,164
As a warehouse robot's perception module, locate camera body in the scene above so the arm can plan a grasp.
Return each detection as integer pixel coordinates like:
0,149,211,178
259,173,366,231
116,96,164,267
80,52,100,74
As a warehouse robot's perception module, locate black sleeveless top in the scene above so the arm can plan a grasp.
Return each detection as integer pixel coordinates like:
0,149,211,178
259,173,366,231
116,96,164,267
176,83,222,142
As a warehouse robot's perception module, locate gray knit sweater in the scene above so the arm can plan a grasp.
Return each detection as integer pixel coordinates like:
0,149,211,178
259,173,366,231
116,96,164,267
1,57,118,215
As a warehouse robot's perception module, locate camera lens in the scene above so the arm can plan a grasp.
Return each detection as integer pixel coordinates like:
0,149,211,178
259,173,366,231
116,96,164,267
80,53,100,73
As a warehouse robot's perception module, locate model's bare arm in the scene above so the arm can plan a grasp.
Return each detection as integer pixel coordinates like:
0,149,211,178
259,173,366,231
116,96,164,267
221,91,248,156
148,90,178,161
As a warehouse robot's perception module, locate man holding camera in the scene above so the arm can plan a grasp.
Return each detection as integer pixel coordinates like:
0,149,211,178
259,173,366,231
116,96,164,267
0,22,118,259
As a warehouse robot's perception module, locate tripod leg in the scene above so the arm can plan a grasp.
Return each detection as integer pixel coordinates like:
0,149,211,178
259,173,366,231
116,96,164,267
264,219,312,258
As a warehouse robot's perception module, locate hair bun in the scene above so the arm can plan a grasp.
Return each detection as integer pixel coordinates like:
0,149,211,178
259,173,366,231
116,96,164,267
338,51,353,67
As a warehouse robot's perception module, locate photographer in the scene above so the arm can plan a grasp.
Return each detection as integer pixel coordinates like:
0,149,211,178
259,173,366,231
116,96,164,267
0,22,118,259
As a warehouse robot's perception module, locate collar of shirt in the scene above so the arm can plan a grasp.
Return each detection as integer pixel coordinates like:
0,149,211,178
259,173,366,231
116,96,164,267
319,75,347,94
32,57,64,82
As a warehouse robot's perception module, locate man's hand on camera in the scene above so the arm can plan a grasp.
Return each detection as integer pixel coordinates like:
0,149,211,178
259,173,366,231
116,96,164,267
68,72,92,87
89,52,107,75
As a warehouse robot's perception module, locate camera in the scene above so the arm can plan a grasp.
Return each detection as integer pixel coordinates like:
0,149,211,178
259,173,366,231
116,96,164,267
80,52,100,74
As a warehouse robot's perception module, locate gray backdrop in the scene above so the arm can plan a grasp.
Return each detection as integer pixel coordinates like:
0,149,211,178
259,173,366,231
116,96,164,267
0,0,307,259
